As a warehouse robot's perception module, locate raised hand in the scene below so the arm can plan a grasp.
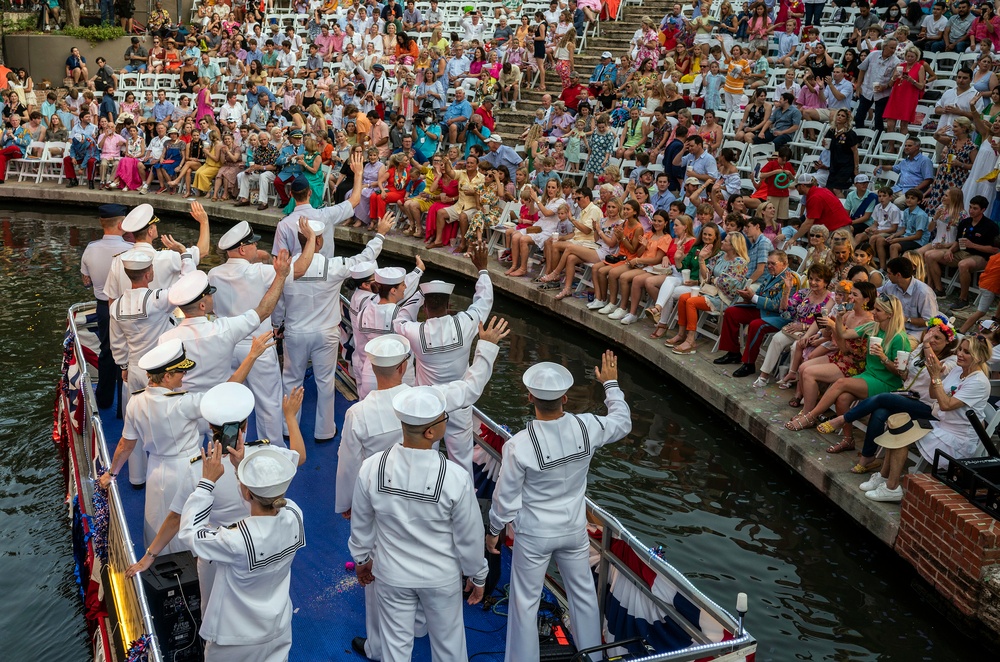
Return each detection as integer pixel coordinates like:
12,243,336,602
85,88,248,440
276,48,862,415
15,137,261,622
160,233,186,253
376,211,395,235
298,216,315,240
470,241,489,271
283,386,305,417
190,200,209,225
478,316,511,344
201,440,225,482
274,249,292,278
249,330,276,359
594,350,618,383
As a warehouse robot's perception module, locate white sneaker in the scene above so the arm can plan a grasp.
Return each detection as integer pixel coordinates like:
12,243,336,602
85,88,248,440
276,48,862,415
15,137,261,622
865,483,902,502
859,473,886,492
752,376,768,388
598,303,618,315
139,184,148,195
608,307,626,320
586,299,606,310
620,313,639,325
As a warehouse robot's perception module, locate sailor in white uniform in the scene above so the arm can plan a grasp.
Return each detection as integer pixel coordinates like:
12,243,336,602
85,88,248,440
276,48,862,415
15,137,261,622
347,261,379,385
179,433,305,662
355,263,424,400
274,212,393,441
338,322,508,661
487,353,632,662
349,386,492,662
394,244,494,476
104,202,209,302
208,221,286,444
271,153,366,258
109,250,179,485
159,254,290,399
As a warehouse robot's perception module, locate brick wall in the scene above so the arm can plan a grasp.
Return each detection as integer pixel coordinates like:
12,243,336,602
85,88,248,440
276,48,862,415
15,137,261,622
895,473,1000,616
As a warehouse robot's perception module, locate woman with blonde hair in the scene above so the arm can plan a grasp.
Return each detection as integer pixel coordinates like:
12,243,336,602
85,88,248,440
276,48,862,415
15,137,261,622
191,129,223,196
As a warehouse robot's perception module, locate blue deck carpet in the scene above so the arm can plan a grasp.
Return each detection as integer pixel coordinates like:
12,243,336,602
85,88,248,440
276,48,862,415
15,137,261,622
98,368,510,661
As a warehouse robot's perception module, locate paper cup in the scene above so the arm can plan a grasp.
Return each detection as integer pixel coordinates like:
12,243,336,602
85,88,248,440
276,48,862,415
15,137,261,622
869,336,883,353
690,286,700,295
681,269,691,282
896,350,910,371
959,238,968,249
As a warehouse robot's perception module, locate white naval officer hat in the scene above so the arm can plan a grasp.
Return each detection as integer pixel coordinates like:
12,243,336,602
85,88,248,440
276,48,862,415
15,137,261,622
120,249,153,271
522,362,574,400
138,338,196,373
168,271,217,307
350,261,377,280
419,280,455,295
237,447,297,497
121,203,158,233
201,382,255,426
392,386,447,426
218,221,262,251
365,334,411,367
374,267,406,285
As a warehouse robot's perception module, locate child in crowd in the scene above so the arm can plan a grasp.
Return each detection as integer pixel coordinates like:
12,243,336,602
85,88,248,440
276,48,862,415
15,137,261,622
888,189,930,259
864,187,902,267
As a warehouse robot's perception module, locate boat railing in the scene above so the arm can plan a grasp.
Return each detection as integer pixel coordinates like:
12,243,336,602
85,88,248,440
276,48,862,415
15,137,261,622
66,303,162,662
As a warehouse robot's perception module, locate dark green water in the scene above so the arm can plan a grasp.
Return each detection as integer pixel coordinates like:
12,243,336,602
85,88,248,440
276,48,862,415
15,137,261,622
0,207,991,661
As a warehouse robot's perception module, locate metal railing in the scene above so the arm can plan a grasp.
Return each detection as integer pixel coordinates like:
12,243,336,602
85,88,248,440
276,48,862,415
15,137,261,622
67,303,163,662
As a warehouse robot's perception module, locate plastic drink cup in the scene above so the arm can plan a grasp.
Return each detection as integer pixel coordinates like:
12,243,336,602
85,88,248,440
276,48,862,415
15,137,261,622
869,336,883,353
681,269,691,281
960,238,968,250
896,350,910,371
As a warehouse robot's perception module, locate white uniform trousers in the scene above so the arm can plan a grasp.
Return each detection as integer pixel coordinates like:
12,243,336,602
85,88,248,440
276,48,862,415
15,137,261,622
376,579,466,662
204,623,292,662
237,170,276,202
506,530,602,662
144,453,191,555
281,326,340,439
363,575,428,661
123,363,149,485
760,330,795,377
232,341,285,446
439,406,474,477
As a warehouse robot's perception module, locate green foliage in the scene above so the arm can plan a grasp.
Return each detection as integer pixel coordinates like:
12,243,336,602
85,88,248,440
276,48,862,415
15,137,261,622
59,24,126,43
2,16,38,33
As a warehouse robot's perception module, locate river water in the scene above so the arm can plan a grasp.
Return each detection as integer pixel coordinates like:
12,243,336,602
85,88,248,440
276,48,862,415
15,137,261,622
0,207,991,661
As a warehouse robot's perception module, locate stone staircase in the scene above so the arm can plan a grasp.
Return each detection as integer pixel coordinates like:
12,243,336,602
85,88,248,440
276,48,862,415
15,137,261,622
491,0,675,144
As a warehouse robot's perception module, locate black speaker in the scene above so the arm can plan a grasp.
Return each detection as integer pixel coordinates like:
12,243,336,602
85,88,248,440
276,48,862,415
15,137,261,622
141,551,204,662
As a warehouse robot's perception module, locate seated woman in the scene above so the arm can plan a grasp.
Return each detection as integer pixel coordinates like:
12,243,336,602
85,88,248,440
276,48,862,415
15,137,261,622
777,278,853,389
607,210,673,325
862,334,992,503
817,317,960,474
666,232,749,355
799,224,830,273
646,211,704,337
547,200,623,301
588,200,645,312
787,281,877,409
754,264,835,387
851,241,886,287
166,132,205,196
788,293,910,448
505,179,565,277
370,153,412,223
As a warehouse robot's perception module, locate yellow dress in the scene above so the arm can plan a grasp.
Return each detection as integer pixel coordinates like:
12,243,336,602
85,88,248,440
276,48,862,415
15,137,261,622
192,144,222,192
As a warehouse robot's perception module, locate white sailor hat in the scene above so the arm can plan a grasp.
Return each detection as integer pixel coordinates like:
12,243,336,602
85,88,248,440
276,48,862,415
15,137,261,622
392,386,447,426
419,280,455,295
121,203,158,233
237,447,297,497
365,334,411,367
350,261,377,280
167,270,217,307
120,249,153,271
138,338,196,373
200,382,255,426
374,267,406,285
522,362,574,400
218,221,262,251
306,220,325,234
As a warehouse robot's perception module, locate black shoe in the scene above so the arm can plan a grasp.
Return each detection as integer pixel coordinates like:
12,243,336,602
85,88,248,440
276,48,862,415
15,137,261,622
131,482,145,490
314,436,334,444
732,363,756,378
66,179,78,188
88,179,95,189
713,352,741,365
951,299,970,311
351,637,368,657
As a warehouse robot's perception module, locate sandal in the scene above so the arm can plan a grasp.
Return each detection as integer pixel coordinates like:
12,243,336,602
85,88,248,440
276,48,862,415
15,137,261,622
850,458,883,474
649,325,668,339
784,413,816,431
554,290,571,301
816,421,839,434
644,305,661,322
777,372,798,389
788,396,803,408
826,436,856,454
664,334,686,346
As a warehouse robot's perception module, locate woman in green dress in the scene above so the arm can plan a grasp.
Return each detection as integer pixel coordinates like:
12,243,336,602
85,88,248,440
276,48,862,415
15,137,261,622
283,137,325,213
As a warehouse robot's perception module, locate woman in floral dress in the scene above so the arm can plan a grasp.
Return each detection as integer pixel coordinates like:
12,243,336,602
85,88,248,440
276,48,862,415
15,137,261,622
467,168,504,244
925,116,978,212
585,114,616,190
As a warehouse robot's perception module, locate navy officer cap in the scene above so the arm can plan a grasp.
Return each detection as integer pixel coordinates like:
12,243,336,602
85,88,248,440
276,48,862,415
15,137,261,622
290,175,310,193
99,204,129,218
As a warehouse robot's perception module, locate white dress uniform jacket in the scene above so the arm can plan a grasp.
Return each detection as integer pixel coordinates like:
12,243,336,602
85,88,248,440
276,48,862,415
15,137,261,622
349,287,378,384
348,444,488,662
394,271,494,475
105,243,200,301
122,386,204,554
354,268,423,400
271,199,355,258
179,479,305,662
208,259,284,444
81,234,134,301
488,381,632,662
273,234,384,439
158,311,261,394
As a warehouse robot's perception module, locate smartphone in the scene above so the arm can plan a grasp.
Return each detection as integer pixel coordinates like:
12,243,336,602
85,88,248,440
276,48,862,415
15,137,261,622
843,303,854,311
219,422,241,454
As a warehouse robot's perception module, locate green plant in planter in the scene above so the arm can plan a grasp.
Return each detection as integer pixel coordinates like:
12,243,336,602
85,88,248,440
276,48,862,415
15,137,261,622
59,25,126,43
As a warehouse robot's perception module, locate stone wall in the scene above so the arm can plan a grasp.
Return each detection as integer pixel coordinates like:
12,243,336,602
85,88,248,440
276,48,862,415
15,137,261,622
3,34,149,86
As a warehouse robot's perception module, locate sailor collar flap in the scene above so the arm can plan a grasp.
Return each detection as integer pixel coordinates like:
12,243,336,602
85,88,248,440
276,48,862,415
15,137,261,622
114,289,155,320
418,315,465,354
377,444,446,503
358,386,409,437
528,414,591,470
238,506,305,572
296,254,332,282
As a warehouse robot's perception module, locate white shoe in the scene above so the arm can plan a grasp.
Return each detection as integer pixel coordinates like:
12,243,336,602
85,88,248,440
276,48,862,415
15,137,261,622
620,313,638,325
865,483,902,502
598,303,618,315
752,376,769,388
586,299,606,310
859,473,886,492
608,307,627,320
139,184,148,195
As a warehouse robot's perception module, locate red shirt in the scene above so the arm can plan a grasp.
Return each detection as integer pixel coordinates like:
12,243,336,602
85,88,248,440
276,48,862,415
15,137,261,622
806,186,852,232
559,83,584,111
475,106,495,132
761,159,795,198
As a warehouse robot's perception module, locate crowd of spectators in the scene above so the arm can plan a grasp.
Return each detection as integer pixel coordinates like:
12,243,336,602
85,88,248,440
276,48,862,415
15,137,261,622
5,0,1000,504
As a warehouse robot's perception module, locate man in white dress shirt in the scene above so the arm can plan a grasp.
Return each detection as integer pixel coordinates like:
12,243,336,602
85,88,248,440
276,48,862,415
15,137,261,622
338,322,507,661
208,220,287,444
104,202,210,301
393,244,493,475
487,353,632,662
349,382,506,662
274,212,393,442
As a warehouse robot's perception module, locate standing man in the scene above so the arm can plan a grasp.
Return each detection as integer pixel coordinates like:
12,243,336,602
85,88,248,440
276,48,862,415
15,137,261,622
487,354,632,662
854,39,899,132
81,203,133,409
394,246,494,475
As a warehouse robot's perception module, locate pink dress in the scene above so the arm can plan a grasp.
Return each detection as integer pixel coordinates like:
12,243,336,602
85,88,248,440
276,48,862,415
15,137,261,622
115,137,145,190
194,88,214,123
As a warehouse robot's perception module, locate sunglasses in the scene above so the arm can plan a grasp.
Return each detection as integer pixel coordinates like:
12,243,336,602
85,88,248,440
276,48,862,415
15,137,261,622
809,233,824,238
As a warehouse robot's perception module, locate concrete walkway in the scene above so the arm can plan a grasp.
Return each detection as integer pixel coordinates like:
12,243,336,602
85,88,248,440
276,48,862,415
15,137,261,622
3,182,902,546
